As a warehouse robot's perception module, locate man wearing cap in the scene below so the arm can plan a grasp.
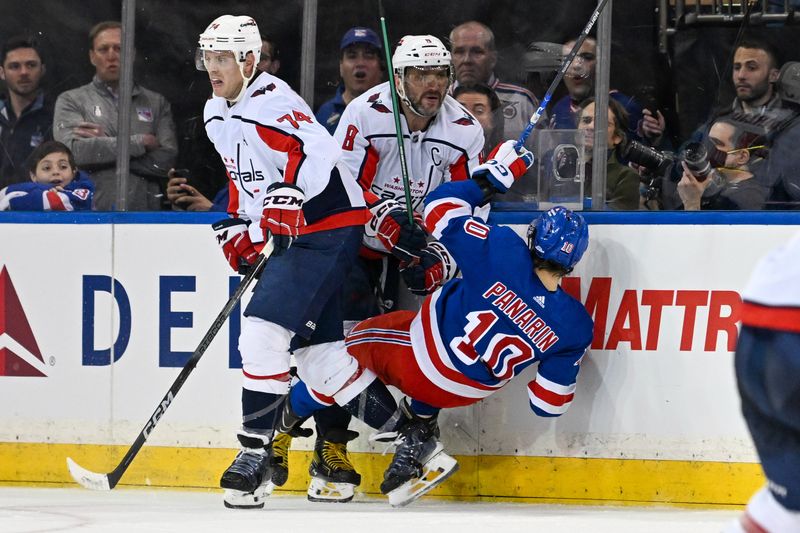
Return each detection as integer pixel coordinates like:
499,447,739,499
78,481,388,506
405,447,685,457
316,27,384,134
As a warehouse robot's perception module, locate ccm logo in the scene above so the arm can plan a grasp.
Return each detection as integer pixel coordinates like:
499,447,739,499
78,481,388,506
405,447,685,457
143,391,174,439
263,195,303,207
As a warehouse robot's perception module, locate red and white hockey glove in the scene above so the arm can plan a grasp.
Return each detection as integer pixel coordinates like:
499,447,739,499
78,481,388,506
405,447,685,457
472,140,534,194
366,198,427,262
212,218,258,273
400,241,458,296
260,182,306,256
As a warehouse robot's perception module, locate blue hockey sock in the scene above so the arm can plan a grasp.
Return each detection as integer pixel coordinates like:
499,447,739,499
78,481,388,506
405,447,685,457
289,380,331,418
410,398,440,418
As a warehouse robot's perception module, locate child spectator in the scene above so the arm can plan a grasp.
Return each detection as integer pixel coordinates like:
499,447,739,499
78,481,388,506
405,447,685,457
0,140,93,211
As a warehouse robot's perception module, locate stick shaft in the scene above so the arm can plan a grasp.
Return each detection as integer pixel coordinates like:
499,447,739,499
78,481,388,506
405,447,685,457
103,249,271,489
378,0,415,222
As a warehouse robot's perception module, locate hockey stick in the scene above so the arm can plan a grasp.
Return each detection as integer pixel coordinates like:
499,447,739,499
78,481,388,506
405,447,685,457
66,242,273,490
515,0,611,150
378,0,415,223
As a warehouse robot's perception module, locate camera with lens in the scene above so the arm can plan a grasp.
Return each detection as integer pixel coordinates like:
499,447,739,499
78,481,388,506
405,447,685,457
622,139,722,182
622,140,674,177
620,140,674,202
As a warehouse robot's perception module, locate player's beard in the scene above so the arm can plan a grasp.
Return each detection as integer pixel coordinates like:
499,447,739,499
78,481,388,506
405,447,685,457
409,88,445,117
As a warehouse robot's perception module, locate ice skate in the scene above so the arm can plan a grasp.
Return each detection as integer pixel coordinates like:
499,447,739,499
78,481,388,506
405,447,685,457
380,416,458,507
220,433,274,509
307,428,361,502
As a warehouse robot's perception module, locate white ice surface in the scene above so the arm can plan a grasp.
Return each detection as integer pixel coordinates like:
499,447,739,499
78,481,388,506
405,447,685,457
0,487,739,533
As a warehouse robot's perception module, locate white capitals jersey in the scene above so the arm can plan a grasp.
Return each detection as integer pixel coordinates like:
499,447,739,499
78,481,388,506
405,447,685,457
742,232,800,308
204,72,368,244
333,81,484,251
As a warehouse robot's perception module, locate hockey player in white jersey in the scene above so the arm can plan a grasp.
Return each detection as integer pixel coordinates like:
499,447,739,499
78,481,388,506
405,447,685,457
724,233,800,533
196,15,382,510
290,35,486,503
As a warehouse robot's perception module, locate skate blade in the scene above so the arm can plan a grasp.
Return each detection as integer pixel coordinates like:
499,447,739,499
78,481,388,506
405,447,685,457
387,451,459,508
307,478,355,503
223,481,274,509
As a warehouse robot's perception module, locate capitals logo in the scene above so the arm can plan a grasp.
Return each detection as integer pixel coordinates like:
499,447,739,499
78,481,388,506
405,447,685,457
0,267,47,377
453,113,475,126
368,92,391,114
252,83,277,97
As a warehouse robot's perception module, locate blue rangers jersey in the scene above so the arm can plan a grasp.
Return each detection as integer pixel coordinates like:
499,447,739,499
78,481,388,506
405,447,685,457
0,170,94,211
418,179,594,416
204,72,369,245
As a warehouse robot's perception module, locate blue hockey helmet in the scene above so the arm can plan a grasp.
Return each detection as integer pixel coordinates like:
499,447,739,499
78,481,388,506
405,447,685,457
527,206,589,272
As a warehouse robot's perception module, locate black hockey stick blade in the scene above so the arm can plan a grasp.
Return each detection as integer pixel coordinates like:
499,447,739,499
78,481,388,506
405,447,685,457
66,242,273,490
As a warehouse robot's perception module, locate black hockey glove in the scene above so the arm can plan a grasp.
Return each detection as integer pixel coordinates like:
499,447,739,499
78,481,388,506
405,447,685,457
368,198,427,262
400,242,457,296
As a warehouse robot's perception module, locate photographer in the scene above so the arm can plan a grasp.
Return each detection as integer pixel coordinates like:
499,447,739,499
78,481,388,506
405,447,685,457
677,117,767,210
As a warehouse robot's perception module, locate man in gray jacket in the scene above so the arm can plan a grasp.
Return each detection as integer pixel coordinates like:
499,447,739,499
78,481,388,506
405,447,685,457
54,21,177,210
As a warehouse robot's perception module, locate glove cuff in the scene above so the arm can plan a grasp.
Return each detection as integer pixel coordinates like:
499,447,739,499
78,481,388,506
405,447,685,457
263,182,305,210
427,241,458,282
365,198,403,238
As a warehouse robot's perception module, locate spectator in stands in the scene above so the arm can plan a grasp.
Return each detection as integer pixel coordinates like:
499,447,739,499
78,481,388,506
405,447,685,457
316,27,384,134
677,117,767,210
577,97,640,210
54,21,177,211
257,35,281,75
727,37,800,208
550,36,666,148
165,168,225,212
0,140,93,211
449,21,539,141
453,83,503,157
0,35,53,188
730,37,782,116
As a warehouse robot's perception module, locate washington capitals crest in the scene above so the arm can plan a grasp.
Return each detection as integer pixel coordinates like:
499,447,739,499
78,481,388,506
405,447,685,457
453,113,475,126
368,92,391,113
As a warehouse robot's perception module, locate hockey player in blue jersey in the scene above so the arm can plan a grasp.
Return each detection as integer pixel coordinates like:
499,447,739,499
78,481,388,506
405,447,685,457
0,140,93,211
278,140,594,506
724,233,800,533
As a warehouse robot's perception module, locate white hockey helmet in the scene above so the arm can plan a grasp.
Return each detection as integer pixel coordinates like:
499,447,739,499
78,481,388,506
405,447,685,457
392,35,453,116
197,15,261,102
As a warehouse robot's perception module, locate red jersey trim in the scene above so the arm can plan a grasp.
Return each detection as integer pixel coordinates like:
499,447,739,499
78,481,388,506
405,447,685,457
448,153,469,182
301,207,370,234
253,124,306,185
242,370,291,381
46,190,66,211
741,301,800,333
